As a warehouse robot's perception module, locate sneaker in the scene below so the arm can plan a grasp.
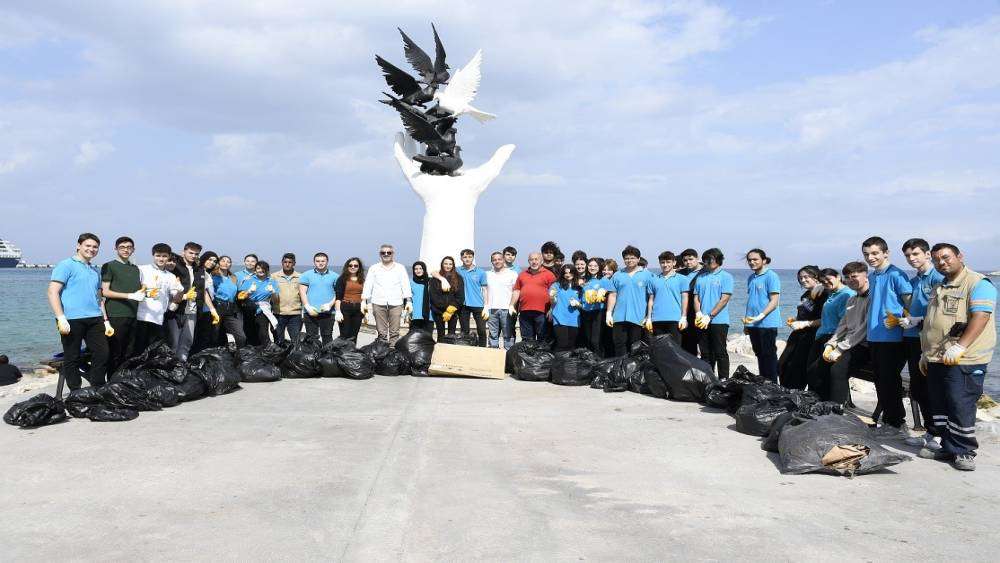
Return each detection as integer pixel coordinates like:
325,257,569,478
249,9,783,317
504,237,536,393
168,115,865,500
952,454,976,471
904,432,941,449
872,424,908,439
917,448,953,461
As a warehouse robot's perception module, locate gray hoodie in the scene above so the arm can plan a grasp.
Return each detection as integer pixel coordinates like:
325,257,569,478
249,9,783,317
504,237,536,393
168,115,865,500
830,289,870,351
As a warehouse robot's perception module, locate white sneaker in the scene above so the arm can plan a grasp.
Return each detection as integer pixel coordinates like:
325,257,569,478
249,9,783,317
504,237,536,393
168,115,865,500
904,432,938,448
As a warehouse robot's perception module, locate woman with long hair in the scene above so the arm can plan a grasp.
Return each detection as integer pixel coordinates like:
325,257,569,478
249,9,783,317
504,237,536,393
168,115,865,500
210,255,246,347
334,257,365,341
240,260,279,345
428,256,463,340
191,251,220,354
550,264,584,351
579,257,608,355
778,265,829,389
409,261,433,332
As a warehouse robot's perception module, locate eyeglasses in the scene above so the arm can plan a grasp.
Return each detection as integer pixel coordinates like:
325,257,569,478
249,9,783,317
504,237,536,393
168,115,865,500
380,251,393,256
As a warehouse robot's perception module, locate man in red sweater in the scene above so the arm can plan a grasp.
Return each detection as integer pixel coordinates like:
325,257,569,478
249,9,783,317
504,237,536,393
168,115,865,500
510,252,556,341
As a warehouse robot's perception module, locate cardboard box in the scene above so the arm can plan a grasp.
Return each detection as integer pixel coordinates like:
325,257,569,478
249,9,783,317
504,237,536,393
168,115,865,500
428,344,508,379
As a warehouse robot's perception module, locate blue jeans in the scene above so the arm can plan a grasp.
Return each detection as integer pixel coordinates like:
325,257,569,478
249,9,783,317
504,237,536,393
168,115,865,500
487,309,515,349
519,311,547,341
274,314,303,345
927,362,986,457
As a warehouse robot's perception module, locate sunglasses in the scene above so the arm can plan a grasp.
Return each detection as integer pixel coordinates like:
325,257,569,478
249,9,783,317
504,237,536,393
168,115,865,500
349,263,360,268
380,251,393,256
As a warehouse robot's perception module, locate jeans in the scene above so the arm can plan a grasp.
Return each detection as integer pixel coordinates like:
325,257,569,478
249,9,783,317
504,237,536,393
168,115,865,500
304,313,334,344
487,309,515,349
579,310,604,355
904,337,933,433
168,313,197,361
612,322,643,356
274,314,303,345
927,362,986,457
554,325,579,352
747,327,778,382
697,324,730,378
106,316,135,376
870,341,907,428
338,302,363,342
59,316,109,391
458,305,487,346
651,321,680,343
373,303,403,346
519,310,547,341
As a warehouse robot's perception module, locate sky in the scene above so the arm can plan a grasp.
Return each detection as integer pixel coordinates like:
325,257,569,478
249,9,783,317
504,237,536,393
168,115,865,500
1,1,999,269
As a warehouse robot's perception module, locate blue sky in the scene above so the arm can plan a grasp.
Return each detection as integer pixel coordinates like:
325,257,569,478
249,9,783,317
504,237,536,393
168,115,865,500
1,1,999,269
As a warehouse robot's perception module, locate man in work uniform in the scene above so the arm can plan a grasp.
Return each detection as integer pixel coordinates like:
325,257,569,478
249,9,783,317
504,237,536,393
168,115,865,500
917,243,996,471
271,253,303,344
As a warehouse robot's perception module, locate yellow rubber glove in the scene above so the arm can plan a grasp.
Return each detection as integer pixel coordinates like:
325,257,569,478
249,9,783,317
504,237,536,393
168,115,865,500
211,311,220,325
942,343,966,366
480,309,490,321
884,310,900,329
104,321,115,337
596,288,608,303
237,290,249,301
442,305,458,322
785,316,796,327
584,289,596,304
145,287,160,299
643,318,653,332
184,285,197,301
695,312,711,329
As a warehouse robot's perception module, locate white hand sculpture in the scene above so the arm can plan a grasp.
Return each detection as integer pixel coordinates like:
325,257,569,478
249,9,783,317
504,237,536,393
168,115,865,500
394,132,515,268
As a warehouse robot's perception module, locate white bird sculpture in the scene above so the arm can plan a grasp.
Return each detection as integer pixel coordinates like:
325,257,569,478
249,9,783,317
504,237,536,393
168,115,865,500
433,49,496,123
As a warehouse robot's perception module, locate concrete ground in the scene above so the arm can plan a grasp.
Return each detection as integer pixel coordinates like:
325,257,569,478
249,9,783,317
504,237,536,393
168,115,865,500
2,334,999,561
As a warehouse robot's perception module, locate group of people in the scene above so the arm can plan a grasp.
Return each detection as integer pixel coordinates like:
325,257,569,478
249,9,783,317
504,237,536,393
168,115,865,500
47,233,994,471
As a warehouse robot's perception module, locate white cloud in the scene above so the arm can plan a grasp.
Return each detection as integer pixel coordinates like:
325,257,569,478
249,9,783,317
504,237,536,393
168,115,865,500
0,150,33,173
74,140,114,165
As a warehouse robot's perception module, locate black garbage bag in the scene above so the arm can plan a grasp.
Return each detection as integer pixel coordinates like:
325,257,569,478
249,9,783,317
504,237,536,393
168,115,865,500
123,340,180,371
65,388,139,422
396,329,435,377
175,373,208,402
260,341,293,365
146,383,181,407
337,350,375,380
377,349,411,376
599,356,631,392
705,365,767,410
100,380,162,411
588,357,619,389
360,339,391,371
317,355,346,378
761,402,844,452
322,338,357,355
550,348,600,386
438,333,480,347
647,335,718,402
152,364,189,385
280,335,323,378
187,347,242,395
511,340,555,381
779,414,910,476
734,395,799,436
4,393,67,427
239,357,282,382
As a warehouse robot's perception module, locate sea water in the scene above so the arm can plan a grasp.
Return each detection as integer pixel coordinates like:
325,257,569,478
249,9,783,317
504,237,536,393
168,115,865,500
2,268,997,395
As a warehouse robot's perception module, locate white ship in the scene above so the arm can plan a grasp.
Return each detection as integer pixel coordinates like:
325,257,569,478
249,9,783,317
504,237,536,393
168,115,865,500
0,237,23,268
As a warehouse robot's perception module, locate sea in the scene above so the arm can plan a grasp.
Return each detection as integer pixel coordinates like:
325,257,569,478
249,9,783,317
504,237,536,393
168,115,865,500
2,267,997,395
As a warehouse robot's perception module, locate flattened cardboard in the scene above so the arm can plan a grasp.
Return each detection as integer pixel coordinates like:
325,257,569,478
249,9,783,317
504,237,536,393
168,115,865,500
428,343,507,379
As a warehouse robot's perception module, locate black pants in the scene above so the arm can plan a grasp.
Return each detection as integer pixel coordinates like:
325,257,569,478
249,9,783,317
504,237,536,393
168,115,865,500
697,324,730,378
805,333,832,396
339,302,363,341
304,313,334,344
579,310,604,355
191,312,217,355
519,310,547,341
60,316,109,391
652,321,681,343
274,314,303,345
241,302,259,346
870,341,907,428
778,327,817,389
904,337,933,434
458,305,487,346
554,325,579,352
612,322,643,356
107,316,135,376
434,316,458,340
808,342,868,405
132,320,166,358
681,311,700,356
410,319,433,331
254,314,272,345
747,327,779,382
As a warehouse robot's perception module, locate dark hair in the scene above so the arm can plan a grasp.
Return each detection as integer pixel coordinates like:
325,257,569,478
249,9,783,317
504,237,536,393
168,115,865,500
244,253,258,261
680,248,698,259
541,241,560,254
702,248,724,265
638,257,648,268
439,256,460,288
746,248,771,264
78,232,100,245
571,250,587,264
255,261,270,275
0,354,8,364
412,261,429,283
554,251,564,261
168,252,181,264
820,268,840,279
460,248,474,257
281,252,296,262
183,242,202,252
199,251,219,270
861,236,888,252
314,252,328,260
503,246,517,256
902,238,930,253
557,264,580,290
797,265,821,280
931,242,961,256
152,243,172,255
585,257,604,281
342,257,365,283
621,245,641,259
114,236,134,248
842,261,868,276
658,251,676,262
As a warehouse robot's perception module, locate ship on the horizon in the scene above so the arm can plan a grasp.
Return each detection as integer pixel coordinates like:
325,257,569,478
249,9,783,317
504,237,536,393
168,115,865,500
0,237,23,268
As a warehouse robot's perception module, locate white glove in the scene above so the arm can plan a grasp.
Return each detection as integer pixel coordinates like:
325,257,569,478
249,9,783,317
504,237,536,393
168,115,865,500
360,302,370,315
319,303,332,313
127,290,146,302
943,343,966,366
743,313,765,325
306,305,319,317
605,310,614,327
568,298,581,308
405,302,414,315
678,318,688,331
695,312,711,329
168,302,179,312
508,305,517,316
335,310,344,323
56,315,71,335
104,320,115,337
822,344,842,363
549,286,558,299
789,320,812,331
898,316,923,330
480,308,489,321
440,278,451,292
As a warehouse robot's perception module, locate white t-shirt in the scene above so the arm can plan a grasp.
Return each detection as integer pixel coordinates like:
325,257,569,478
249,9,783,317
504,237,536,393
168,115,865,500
486,268,518,309
137,264,183,325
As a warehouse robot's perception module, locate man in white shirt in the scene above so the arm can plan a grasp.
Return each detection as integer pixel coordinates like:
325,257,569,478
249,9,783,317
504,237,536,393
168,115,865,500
134,243,184,354
361,244,412,345
485,251,518,349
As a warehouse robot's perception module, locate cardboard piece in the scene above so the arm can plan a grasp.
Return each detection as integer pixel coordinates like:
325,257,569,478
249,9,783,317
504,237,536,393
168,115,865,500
429,344,507,380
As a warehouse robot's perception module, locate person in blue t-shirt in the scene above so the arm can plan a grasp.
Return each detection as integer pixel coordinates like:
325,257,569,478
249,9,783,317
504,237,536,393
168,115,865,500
693,248,734,378
239,261,278,346
899,238,946,449
606,246,655,356
409,261,434,332
743,248,782,381
503,246,521,275
299,252,340,344
47,232,109,392
236,253,259,349
456,249,488,346
862,236,914,437
643,251,689,344
549,265,584,351
805,267,856,395
211,255,247,347
580,257,610,355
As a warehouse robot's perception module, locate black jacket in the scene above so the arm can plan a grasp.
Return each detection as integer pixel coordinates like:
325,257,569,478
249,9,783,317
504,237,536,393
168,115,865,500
428,276,463,316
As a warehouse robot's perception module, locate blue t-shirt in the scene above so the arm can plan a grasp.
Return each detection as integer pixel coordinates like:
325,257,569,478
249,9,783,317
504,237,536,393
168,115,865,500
745,269,782,328
581,277,611,312
213,274,239,303
648,272,688,322
235,269,255,285
240,276,277,314
817,286,855,336
507,263,522,274
868,264,912,342
299,269,339,307
410,280,433,321
694,268,735,325
457,265,487,308
904,268,945,337
970,279,997,314
610,269,654,324
551,284,582,327
51,257,103,320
